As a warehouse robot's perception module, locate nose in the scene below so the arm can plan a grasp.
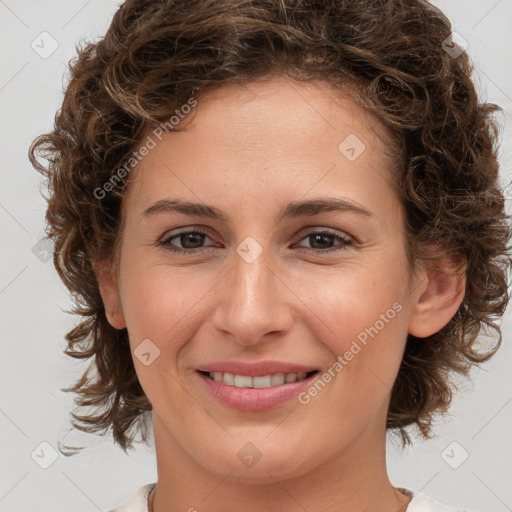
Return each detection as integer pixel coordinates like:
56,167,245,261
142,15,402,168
211,244,294,347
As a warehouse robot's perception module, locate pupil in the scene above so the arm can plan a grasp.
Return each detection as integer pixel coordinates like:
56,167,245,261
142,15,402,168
311,234,332,249
182,232,204,249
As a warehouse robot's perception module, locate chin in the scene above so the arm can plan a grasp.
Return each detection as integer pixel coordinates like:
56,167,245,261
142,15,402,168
189,433,324,484
200,454,311,484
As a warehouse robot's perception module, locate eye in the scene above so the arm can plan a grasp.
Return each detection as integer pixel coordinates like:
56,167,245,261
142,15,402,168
293,229,353,254
158,228,216,254
156,227,353,255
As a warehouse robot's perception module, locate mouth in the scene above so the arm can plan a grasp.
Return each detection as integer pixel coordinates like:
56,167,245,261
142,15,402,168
197,370,319,389
196,369,321,412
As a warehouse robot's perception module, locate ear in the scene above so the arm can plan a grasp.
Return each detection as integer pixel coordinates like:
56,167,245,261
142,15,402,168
408,257,466,338
93,259,126,330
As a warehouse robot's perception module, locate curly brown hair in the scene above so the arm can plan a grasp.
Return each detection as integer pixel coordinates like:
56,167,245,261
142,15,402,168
29,0,511,454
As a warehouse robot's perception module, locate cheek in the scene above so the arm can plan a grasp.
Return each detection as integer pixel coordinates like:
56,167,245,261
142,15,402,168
119,254,215,346
298,259,407,340
117,257,208,401
298,257,410,395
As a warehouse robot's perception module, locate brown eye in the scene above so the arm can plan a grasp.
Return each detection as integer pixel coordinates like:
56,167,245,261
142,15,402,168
159,229,215,254
294,230,352,254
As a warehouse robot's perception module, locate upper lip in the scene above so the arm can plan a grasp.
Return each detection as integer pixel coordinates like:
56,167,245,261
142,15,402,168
196,360,319,377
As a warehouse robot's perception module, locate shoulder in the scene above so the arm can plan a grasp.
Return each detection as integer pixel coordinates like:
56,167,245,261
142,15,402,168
405,490,480,512
106,483,156,512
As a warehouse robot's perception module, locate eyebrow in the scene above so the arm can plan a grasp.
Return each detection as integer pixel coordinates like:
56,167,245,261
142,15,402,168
141,197,374,223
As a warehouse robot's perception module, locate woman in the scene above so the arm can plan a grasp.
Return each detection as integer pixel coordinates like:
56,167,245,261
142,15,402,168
29,0,510,511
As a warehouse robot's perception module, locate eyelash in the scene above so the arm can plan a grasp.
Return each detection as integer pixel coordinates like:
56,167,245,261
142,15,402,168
157,227,353,255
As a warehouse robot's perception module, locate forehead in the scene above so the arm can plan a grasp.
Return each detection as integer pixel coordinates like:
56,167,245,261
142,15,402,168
122,77,401,222
181,77,394,158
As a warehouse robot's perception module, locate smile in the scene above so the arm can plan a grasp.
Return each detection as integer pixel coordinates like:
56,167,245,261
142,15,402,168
199,370,318,388
196,369,320,412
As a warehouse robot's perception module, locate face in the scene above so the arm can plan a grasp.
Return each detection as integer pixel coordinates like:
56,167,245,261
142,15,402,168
98,77,449,483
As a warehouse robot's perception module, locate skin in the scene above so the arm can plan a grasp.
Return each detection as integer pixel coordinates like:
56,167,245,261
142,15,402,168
96,77,465,512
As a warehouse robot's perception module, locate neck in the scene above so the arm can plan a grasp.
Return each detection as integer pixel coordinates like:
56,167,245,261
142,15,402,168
149,412,411,512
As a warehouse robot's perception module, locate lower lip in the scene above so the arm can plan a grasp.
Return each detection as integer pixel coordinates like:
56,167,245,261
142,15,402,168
197,371,318,412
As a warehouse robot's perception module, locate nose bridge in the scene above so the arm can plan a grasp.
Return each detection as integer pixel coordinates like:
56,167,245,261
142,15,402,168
234,245,273,309
212,241,292,344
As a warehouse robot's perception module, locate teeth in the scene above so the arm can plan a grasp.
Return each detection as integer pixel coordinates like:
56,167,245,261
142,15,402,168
207,371,309,388
234,375,252,388
271,373,285,386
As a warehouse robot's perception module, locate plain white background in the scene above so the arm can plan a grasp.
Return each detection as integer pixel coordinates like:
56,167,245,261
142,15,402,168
1,1,511,511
